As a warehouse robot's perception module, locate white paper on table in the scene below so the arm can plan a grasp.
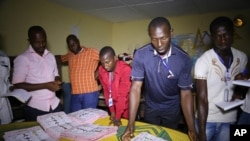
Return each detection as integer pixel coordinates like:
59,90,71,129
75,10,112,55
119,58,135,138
215,99,244,111
3,126,56,141
232,80,250,87
131,132,168,141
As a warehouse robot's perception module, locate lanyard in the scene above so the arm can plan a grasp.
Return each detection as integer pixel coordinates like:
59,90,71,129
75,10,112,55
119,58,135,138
109,72,112,98
214,48,233,72
214,49,233,102
108,72,113,107
216,53,232,72
215,51,232,84
159,56,174,78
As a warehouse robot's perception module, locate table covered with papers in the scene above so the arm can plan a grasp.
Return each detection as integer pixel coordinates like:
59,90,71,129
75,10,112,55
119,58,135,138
0,108,190,141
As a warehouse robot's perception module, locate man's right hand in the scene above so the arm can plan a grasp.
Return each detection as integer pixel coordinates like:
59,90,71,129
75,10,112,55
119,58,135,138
46,81,61,91
121,127,134,141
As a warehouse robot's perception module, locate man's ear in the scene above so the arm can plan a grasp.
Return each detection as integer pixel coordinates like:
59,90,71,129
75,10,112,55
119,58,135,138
114,55,118,61
170,28,174,36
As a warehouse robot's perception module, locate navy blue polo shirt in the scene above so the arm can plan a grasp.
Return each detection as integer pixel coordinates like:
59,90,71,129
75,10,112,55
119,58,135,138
131,43,193,110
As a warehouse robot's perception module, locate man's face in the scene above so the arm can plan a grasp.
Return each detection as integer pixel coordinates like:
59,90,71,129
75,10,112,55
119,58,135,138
212,25,233,51
29,32,47,56
67,38,81,54
100,53,116,72
149,24,171,56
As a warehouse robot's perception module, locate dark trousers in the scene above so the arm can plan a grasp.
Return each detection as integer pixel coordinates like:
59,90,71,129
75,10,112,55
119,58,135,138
62,83,72,114
144,106,181,130
24,104,62,121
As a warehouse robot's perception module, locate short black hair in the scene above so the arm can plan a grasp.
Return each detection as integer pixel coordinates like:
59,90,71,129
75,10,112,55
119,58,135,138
28,25,46,39
148,17,171,35
66,34,79,44
99,46,116,57
209,16,235,34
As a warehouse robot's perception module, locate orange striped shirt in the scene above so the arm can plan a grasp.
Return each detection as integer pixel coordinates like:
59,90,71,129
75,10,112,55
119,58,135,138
61,46,99,94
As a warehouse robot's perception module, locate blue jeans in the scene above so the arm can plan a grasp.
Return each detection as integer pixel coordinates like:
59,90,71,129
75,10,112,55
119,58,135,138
237,111,250,125
70,91,99,113
195,119,233,141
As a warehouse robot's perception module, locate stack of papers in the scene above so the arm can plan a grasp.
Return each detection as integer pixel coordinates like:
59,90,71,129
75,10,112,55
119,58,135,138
131,132,167,141
3,126,56,141
68,108,109,125
61,124,118,141
36,108,111,140
37,111,80,139
4,108,114,140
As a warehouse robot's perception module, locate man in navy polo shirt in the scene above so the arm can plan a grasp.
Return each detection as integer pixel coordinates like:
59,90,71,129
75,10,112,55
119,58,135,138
121,17,197,141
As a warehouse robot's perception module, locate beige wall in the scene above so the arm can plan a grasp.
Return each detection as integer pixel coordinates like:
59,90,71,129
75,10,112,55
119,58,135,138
0,0,112,81
113,9,250,56
1,0,250,81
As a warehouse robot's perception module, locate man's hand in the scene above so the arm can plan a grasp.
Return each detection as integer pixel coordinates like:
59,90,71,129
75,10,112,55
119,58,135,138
109,112,122,126
112,119,122,126
232,73,249,101
9,85,15,91
121,129,134,141
188,130,198,141
46,81,61,91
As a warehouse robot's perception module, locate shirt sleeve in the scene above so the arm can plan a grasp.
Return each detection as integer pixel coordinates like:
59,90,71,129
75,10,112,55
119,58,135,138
12,55,29,84
52,55,59,77
91,48,100,61
115,65,131,119
131,50,144,81
61,52,71,62
194,54,209,80
178,55,193,89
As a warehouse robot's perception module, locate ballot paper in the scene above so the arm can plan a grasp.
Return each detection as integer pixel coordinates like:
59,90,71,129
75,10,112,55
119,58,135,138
232,80,250,87
37,111,80,139
3,89,31,103
60,124,118,141
3,126,56,141
131,132,168,141
68,108,108,125
215,99,244,111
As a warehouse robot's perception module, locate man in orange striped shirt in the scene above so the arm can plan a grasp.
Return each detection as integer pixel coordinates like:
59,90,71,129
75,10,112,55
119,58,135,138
61,34,100,112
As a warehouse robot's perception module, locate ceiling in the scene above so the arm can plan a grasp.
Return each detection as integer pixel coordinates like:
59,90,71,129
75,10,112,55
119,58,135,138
49,0,250,23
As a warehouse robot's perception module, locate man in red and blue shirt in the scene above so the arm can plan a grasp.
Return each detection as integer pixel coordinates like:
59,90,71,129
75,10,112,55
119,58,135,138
98,46,131,126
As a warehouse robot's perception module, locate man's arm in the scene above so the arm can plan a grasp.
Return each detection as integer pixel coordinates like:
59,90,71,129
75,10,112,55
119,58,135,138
115,66,132,120
121,80,143,141
180,89,197,141
196,79,208,141
60,53,70,65
13,81,61,92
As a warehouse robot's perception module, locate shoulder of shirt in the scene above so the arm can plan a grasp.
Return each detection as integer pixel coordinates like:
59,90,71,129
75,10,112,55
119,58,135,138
135,43,153,52
117,60,131,67
82,46,98,51
0,50,8,57
231,47,247,56
98,65,106,73
15,49,32,60
116,61,131,70
197,48,214,58
171,43,190,57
